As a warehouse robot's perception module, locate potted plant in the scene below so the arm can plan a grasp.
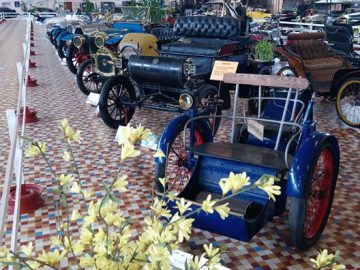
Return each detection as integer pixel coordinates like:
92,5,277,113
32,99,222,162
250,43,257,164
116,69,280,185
253,39,274,62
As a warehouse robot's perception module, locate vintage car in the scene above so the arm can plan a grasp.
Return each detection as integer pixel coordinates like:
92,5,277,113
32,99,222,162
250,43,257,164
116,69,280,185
73,22,147,93
155,72,340,250
98,15,252,129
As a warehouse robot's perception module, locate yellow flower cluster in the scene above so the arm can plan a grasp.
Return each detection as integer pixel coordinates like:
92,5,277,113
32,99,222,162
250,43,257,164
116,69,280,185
25,141,46,157
59,118,83,144
310,249,345,270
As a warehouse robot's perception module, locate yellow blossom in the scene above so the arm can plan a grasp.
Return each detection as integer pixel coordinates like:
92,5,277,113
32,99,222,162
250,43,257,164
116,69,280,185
25,142,46,157
50,236,62,248
62,151,71,162
201,194,216,214
121,143,140,162
175,197,192,216
93,227,106,244
171,214,194,243
203,243,221,266
118,124,151,145
112,175,128,192
151,198,172,219
82,189,94,200
58,173,75,186
187,255,204,270
310,249,345,269
158,177,166,189
0,246,13,263
214,203,231,220
70,209,82,221
70,182,81,193
147,245,171,270
59,119,83,144
37,249,66,266
221,172,251,194
20,242,33,257
154,149,166,158
27,261,41,268
79,254,95,268
255,177,281,201
105,213,125,227
80,227,93,245
72,241,84,256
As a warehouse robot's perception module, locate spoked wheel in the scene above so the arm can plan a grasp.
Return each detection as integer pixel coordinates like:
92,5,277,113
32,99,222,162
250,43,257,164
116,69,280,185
76,59,103,96
336,79,360,128
66,43,88,74
289,141,338,250
99,75,136,129
154,125,208,195
57,41,67,59
198,84,222,135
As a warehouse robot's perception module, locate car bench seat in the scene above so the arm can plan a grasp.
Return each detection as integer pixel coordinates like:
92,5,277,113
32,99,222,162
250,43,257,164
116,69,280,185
285,32,351,92
160,16,242,75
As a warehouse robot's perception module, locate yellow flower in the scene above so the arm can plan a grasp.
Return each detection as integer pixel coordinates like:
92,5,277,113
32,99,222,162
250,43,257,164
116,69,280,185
58,173,75,186
72,130,83,144
59,119,83,144
158,177,166,189
219,178,232,196
20,242,33,257
79,254,95,268
118,124,151,145
70,182,81,193
147,245,171,269
214,203,230,220
82,189,94,200
154,149,166,158
27,261,41,268
175,197,192,216
224,172,251,194
310,249,345,269
201,194,216,214
37,249,67,266
105,213,125,227
151,198,172,219
112,175,128,192
62,151,71,162
171,215,194,243
70,209,82,221
50,236,62,248
72,241,84,256
187,255,203,270
0,246,13,263
203,243,221,267
121,143,140,162
93,227,106,244
60,118,69,130
255,177,281,201
80,227,93,245
25,142,46,157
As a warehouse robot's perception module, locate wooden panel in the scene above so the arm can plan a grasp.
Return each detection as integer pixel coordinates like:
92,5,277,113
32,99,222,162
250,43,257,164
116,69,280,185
223,73,309,89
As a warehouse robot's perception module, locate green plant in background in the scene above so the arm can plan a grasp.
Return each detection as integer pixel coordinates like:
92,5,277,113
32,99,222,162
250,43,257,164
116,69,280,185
83,0,94,14
254,39,274,61
141,0,165,22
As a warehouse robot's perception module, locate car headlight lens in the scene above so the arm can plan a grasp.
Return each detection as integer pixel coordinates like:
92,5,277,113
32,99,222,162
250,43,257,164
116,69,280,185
95,36,105,48
73,35,84,48
179,93,194,110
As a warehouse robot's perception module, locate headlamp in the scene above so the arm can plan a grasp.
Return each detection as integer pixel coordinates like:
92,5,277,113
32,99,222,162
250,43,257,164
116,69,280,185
179,93,194,110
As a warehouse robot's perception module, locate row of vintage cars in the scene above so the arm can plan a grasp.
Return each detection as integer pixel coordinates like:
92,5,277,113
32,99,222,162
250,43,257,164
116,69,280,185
44,14,354,251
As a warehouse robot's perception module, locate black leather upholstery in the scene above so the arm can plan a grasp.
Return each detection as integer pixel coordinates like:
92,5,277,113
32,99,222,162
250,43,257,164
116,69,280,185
151,27,174,41
174,16,240,39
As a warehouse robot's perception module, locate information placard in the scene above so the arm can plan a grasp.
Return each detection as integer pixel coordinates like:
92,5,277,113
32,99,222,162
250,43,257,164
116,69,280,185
247,119,264,141
210,60,238,81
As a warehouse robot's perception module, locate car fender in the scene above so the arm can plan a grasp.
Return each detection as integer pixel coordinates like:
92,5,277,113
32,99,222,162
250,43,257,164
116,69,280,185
59,33,75,42
286,132,340,198
155,113,213,164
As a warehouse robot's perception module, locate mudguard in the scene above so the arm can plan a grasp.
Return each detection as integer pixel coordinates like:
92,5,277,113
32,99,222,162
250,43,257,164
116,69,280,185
155,113,213,164
286,131,340,198
59,32,74,42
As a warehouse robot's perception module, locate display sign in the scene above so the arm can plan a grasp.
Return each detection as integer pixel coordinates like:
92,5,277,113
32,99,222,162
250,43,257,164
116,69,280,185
86,93,100,106
210,60,238,81
247,119,264,141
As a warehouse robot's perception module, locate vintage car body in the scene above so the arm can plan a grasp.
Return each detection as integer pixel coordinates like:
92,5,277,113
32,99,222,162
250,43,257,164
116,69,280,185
98,15,253,129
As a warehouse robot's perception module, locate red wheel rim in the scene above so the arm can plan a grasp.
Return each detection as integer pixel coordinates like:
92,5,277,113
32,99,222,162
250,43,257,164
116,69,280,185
304,148,334,239
166,129,204,194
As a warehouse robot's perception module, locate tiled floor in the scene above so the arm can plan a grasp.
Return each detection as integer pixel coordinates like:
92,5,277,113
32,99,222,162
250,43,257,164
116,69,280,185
0,20,359,269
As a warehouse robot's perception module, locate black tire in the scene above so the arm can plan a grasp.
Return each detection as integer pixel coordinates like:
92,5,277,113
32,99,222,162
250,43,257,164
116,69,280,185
66,42,87,74
154,124,208,195
335,79,360,128
197,84,222,135
289,141,338,250
76,59,103,96
57,41,67,59
99,75,136,129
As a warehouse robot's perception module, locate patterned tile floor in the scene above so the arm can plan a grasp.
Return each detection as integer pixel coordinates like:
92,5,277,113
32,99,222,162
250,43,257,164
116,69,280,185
0,20,359,269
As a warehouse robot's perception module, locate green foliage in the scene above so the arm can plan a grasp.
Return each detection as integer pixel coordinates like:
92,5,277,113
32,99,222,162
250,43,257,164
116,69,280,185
254,39,274,61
